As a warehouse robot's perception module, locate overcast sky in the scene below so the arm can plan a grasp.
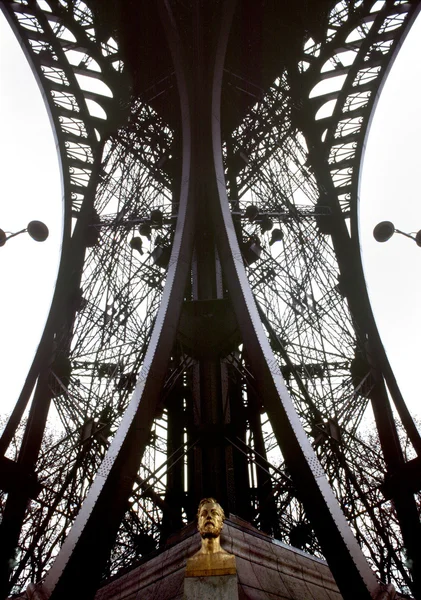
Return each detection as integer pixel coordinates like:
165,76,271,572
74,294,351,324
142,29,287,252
0,11,420,428
359,14,421,421
0,12,62,424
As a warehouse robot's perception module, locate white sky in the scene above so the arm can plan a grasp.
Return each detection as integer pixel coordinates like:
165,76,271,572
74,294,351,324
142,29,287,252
359,15,421,420
0,10,420,426
0,12,62,421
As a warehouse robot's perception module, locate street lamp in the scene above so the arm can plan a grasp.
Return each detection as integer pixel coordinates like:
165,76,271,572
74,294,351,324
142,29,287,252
0,220,49,247
373,221,421,247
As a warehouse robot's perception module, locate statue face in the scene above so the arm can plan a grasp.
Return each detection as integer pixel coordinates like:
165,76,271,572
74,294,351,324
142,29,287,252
197,501,224,538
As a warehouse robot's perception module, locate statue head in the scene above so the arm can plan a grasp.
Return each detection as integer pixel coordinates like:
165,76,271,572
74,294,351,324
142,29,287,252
197,498,225,539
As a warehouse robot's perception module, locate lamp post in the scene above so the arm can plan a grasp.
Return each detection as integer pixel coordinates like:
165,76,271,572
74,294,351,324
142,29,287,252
373,220,421,246
0,220,49,247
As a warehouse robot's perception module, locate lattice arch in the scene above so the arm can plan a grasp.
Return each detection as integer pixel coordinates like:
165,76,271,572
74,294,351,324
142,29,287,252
1,1,420,597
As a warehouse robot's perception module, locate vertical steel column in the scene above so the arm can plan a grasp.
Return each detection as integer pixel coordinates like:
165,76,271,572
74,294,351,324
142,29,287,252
246,379,280,537
188,1,230,510
161,373,185,540
370,370,421,597
0,369,52,600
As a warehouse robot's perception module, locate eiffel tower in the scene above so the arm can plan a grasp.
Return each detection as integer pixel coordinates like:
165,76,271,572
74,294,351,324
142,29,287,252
1,1,421,599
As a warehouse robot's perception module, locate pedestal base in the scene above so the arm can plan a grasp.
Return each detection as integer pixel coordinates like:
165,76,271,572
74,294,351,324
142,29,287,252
184,574,239,600
20,518,408,600
94,515,344,599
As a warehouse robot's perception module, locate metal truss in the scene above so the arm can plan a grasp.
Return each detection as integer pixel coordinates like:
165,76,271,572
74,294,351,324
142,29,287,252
1,1,421,599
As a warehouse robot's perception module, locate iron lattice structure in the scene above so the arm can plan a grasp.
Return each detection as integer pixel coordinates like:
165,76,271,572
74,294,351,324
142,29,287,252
1,1,421,599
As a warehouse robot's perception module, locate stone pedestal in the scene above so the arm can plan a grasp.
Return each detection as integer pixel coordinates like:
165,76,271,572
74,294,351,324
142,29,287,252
184,574,239,600
183,542,238,600
18,518,409,600
94,515,344,599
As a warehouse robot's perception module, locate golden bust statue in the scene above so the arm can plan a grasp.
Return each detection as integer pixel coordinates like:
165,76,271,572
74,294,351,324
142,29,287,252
185,498,236,577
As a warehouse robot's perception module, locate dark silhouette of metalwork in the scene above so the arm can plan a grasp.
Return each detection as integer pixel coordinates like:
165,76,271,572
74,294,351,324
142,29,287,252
0,220,49,246
1,1,421,599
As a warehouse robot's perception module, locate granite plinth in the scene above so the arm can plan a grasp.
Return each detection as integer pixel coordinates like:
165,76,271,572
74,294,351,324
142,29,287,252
94,516,343,600
184,574,239,600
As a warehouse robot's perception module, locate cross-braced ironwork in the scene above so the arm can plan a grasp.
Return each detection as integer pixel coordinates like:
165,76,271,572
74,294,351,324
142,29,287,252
1,1,421,599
